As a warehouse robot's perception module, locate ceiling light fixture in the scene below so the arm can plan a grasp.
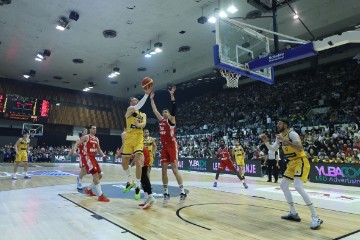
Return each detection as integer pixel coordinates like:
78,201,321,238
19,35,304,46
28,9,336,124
35,50,51,62
227,5,238,14
108,67,120,78
197,7,208,24
56,17,69,31
208,16,217,23
219,10,227,18
293,14,299,19
23,70,36,79
154,41,163,53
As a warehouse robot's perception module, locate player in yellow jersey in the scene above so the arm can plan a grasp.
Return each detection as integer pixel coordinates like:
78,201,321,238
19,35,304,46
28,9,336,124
232,140,248,188
143,129,157,175
260,119,323,230
12,131,31,180
122,84,153,200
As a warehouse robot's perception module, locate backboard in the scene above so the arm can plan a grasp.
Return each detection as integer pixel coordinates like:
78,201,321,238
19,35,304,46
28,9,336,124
214,18,274,85
23,123,44,137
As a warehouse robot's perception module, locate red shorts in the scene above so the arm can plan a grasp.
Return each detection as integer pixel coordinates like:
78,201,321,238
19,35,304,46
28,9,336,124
219,160,235,171
79,154,87,168
85,155,101,175
161,141,178,164
143,147,151,167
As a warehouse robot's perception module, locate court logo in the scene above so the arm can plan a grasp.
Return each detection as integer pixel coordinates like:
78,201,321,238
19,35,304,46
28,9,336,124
316,166,360,178
188,159,207,171
245,164,257,174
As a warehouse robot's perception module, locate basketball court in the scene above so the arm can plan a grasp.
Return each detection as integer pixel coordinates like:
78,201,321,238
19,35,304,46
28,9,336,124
0,163,359,240
1,1,360,240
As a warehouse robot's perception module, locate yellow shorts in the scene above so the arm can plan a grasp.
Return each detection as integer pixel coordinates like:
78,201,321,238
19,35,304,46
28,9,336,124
15,152,28,162
122,133,143,156
284,157,310,183
149,156,154,167
235,157,245,166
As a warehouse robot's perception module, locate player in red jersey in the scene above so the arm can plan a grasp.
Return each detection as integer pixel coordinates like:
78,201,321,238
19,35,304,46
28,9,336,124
150,85,187,205
76,125,110,202
213,140,248,189
69,128,88,190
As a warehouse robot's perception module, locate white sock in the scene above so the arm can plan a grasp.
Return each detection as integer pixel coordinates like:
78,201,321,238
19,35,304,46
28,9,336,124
179,184,185,194
87,182,95,190
95,184,103,196
164,184,168,194
294,178,317,217
24,171,27,176
280,179,297,215
135,178,141,188
144,192,149,199
214,179,218,183
78,177,82,184
123,168,131,183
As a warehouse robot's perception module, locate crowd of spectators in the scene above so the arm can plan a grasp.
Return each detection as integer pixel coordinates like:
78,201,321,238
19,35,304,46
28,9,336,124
176,60,359,135
157,60,360,164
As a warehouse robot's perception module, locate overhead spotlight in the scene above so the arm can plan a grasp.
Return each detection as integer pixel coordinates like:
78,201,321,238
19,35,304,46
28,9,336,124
219,11,227,18
35,49,51,62
154,42,163,53
83,88,90,92
69,11,79,21
227,5,238,14
208,16,217,23
56,17,69,31
108,67,120,78
23,70,36,79
56,103,60,106
150,49,157,55
144,52,152,58
293,12,299,19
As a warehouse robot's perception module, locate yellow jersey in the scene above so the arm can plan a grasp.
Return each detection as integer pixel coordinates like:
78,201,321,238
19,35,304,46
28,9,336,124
126,110,144,135
233,146,245,161
144,137,154,154
280,130,306,161
17,138,30,152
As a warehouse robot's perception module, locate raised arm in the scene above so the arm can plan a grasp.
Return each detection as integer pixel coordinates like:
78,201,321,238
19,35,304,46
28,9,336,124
150,92,163,121
168,85,176,123
260,134,280,152
125,84,153,118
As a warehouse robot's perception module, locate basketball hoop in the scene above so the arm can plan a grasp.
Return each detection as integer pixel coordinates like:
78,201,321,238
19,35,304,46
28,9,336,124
220,69,241,88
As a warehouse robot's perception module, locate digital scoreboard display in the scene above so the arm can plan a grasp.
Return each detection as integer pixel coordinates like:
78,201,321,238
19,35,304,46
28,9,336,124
1,94,50,123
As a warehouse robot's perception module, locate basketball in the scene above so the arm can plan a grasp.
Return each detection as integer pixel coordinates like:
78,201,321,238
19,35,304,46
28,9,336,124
141,77,153,90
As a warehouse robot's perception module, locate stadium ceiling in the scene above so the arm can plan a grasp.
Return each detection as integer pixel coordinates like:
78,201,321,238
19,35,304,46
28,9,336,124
0,0,359,98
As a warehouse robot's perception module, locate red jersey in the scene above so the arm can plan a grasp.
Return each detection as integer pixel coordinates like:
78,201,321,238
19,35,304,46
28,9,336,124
84,134,99,157
159,118,176,143
218,147,231,161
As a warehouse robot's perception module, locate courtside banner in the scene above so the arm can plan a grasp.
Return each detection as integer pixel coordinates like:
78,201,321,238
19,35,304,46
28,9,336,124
309,163,360,187
153,157,262,177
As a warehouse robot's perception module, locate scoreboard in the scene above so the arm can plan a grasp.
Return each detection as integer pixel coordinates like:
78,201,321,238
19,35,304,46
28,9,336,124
0,93,50,123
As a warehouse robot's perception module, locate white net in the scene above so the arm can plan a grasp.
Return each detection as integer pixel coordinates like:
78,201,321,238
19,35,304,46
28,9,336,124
220,69,241,88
